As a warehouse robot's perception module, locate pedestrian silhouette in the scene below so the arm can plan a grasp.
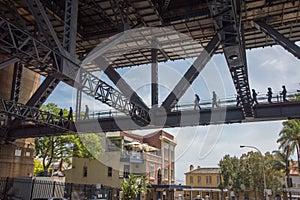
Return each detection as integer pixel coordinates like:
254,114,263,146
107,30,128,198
281,85,288,102
84,105,89,119
68,107,73,121
194,94,201,110
212,91,219,108
252,89,258,105
59,109,63,120
267,87,273,103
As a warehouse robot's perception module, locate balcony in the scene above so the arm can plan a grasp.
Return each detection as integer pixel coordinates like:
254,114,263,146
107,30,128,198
120,151,144,163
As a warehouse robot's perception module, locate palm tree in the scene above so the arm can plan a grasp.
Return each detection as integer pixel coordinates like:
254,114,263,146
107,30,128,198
272,148,292,200
121,174,151,200
277,119,300,169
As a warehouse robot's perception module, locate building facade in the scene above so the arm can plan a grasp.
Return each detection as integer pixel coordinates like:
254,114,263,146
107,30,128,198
64,130,176,199
184,165,223,200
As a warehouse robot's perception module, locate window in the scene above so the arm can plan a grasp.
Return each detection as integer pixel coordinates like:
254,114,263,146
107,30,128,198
150,164,155,179
164,168,168,180
190,176,194,184
206,176,212,184
124,165,130,178
14,149,21,156
107,139,121,151
217,175,221,184
197,176,201,184
108,167,112,177
83,166,88,177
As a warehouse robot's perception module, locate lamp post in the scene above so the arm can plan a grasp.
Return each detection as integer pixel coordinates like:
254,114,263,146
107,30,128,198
240,145,268,200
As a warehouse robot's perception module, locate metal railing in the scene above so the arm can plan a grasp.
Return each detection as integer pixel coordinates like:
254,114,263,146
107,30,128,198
83,91,300,119
0,177,118,200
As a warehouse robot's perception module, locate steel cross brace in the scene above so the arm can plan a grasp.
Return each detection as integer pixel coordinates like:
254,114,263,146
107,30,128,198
10,62,23,103
26,76,60,108
209,0,253,118
0,16,150,124
0,98,72,131
254,20,300,60
161,34,220,111
80,70,150,125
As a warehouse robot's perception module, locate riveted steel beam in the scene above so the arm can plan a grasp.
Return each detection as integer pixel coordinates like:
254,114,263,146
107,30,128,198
26,76,60,108
10,62,23,103
254,20,300,59
0,57,20,70
209,0,253,118
0,16,150,124
161,33,220,111
0,98,73,131
63,0,78,58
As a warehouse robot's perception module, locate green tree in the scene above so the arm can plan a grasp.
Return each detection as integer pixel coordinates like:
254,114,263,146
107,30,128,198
219,155,242,199
33,159,44,176
277,119,300,169
219,152,282,200
35,103,103,174
121,174,151,200
272,148,293,200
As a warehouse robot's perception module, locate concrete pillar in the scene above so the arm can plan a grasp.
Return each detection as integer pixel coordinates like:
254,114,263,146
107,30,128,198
0,53,40,178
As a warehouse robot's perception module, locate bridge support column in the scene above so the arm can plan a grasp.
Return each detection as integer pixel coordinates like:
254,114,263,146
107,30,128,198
151,47,158,107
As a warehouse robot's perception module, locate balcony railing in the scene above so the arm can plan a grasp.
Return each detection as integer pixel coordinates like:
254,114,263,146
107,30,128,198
120,151,144,163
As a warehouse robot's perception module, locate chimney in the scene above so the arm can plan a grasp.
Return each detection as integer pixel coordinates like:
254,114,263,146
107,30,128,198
190,165,194,171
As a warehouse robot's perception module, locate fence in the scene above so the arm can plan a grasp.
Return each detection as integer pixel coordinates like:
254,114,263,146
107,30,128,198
0,177,119,200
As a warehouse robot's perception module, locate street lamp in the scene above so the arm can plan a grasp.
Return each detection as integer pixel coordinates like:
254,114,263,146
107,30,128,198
240,145,268,200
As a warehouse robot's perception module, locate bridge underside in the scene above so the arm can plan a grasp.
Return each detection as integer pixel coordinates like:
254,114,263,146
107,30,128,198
2,101,300,139
1,0,300,138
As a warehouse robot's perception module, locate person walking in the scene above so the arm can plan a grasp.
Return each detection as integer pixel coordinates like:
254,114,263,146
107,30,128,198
212,91,219,108
267,87,273,103
252,89,258,105
59,109,63,121
194,94,201,110
68,107,73,121
281,85,288,102
83,105,89,119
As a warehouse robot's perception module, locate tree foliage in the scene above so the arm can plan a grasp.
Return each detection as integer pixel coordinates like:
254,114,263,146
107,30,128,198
219,152,283,200
277,119,300,169
121,174,151,200
35,103,103,174
33,159,44,176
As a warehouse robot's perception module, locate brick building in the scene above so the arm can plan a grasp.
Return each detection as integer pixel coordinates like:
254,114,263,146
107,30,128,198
64,130,176,199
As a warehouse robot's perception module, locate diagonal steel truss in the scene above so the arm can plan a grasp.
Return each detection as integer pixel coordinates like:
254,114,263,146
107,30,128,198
209,0,253,118
0,98,72,131
254,20,300,60
0,16,150,124
161,34,220,111
10,62,23,103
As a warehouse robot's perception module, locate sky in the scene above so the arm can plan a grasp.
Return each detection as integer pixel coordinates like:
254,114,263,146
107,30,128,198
46,41,300,185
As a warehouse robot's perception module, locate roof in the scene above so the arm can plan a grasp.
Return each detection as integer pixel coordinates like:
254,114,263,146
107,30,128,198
106,130,176,149
185,167,221,175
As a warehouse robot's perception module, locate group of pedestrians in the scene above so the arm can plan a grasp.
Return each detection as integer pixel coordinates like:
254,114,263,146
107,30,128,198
252,85,288,105
194,85,289,110
193,91,220,110
58,107,74,121
58,105,90,121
